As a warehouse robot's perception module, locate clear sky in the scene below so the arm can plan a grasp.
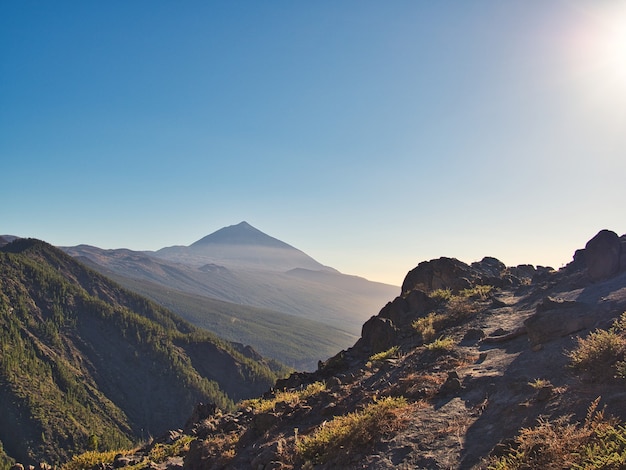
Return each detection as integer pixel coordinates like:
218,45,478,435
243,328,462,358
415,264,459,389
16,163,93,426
2,1,625,286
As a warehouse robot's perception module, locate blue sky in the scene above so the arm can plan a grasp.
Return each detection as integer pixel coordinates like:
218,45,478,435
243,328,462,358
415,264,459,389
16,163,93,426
2,1,625,285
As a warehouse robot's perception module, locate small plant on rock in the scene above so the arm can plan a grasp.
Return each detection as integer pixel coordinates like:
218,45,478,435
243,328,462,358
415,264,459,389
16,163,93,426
460,284,494,300
430,288,453,302
412,312,446,342
568,312,626,381
369,345,400,363
425,336,456,352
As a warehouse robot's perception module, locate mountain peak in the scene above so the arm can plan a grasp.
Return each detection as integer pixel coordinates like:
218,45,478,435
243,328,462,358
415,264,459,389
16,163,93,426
190,222,293,249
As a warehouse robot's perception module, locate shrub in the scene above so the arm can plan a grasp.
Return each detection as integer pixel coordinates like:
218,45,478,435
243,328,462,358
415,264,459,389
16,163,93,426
62,450,122,470
369,346,399,363
488,398,626,470
528,378,551,389
412,313,446,342
240,381,326,413
568,312,626,381
430,288,453,302
460,285,494,300
297,396,409,464
425,336,456,352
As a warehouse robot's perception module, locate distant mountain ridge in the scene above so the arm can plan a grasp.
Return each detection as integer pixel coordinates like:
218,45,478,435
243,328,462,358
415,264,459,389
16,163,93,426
62,223,398,369
155,221,335,273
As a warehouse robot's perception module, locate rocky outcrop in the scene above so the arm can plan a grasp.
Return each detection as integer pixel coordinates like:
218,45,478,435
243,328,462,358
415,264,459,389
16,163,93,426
585,230,622,281
401,257,474,294
401,256,551,295
357,316,399,354
524,297,596,346
564,230,626,281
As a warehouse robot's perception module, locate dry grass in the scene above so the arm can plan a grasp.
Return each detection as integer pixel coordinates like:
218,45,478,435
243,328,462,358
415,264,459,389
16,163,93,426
146,435,195,462
487,398,626,469
413,313,446,342
528,378,552,389
425,336,456,352
369,345,400,363
297,396,410,464
460,285,494,300
568,312,626,381
390,372,446,399
62,450,123,470
240,381,327,413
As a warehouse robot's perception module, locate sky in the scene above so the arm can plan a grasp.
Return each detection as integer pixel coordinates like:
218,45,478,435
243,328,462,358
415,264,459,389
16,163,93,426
2,1,626,286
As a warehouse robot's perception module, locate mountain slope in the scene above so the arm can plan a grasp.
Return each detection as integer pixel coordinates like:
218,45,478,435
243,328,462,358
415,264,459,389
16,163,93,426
155,221,333,272
0,239,288,466
86,272,356,370
67,229,626,469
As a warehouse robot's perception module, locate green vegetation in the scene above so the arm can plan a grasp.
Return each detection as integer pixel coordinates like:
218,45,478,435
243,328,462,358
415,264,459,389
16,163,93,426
412,312,446,342
412,285,492,344
240,381,327,413
528,378,552,389
111,275,353,370
460,284,494,299
0,440,14,470
568,312,626,381
369,345,400,363
0,239,287,464
62,450,123,470
425,336,456,352
488,399,626,470
62,435,196,470
430,288,453,302
297,396,409,464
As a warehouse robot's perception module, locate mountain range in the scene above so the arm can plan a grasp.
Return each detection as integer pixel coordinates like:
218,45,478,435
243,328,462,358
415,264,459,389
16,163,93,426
3,228,626,468
43,228,626,469
62,222,398,370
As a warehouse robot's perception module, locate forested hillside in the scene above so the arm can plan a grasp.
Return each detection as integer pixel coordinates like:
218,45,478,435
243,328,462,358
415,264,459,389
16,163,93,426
0,239,288,466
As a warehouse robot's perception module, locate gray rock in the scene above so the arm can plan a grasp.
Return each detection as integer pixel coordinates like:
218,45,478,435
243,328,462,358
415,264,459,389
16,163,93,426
585,229,621,281
524,297,595,346
358,316,398,354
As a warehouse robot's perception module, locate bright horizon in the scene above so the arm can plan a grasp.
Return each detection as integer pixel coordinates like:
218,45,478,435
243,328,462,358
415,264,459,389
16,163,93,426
2,1,625,286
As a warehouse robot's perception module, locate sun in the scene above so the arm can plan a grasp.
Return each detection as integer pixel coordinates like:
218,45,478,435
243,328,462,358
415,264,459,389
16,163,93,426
596,13,626,81
563,2,626,107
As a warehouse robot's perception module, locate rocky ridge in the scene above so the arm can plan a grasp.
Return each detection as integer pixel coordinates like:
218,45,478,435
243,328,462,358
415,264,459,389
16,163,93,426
17,229,626,469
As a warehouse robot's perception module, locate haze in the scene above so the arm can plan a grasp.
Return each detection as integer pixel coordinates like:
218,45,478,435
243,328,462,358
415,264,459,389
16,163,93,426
2,1,625,285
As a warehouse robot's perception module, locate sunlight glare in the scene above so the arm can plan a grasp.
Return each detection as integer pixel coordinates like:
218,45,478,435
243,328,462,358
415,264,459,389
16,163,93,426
563,2,626,112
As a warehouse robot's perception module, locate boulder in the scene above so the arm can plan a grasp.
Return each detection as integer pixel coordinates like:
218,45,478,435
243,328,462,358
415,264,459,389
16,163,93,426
184,402,217,432
377,290,433,328
357,316,398,354
585,229,621,281
524,297,595,346
401,257,474,294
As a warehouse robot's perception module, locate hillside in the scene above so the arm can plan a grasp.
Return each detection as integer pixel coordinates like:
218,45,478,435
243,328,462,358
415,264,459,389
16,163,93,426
61,229,626,469
0,239,288,467
88,273,355,371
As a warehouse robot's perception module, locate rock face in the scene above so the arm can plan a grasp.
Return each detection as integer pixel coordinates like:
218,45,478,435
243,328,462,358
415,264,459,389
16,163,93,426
401,257,474,294
585,230,622,281
524,297,596,346
401,256,550,295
